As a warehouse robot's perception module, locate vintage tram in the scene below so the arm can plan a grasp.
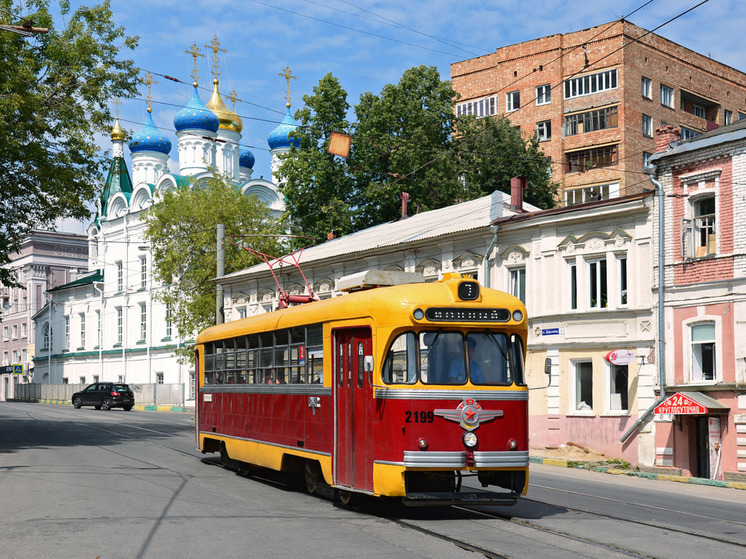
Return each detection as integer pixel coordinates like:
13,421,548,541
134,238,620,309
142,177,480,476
195,271,529,505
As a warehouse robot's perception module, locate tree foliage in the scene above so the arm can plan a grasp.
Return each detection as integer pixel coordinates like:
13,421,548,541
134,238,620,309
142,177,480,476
0,0,139,286
144,176,283,358
278,65,556,244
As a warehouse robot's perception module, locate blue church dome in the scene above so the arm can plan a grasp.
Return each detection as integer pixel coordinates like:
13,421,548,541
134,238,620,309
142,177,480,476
174,85,220,133
129,110,172,155
267,107,301,150
239,148,255,169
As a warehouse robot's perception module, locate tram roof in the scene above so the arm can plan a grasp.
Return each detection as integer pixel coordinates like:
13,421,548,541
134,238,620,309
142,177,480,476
222,190,531,282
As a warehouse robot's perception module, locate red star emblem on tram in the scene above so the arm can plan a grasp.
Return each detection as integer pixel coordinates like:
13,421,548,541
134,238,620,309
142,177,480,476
434,399,503,431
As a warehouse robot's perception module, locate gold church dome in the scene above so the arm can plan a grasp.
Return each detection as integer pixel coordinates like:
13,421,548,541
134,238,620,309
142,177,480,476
110,117,126,141
205,79,242,134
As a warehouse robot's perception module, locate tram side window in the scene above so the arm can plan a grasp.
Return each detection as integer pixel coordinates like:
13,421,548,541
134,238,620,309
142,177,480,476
307,348,323,383
383,332,418,384
511,334,526,386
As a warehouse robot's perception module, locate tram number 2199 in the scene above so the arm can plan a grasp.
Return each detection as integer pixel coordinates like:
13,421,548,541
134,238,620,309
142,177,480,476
405,410,434,423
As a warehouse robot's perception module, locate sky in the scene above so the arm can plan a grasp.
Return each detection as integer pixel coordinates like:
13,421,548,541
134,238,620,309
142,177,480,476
39,0,745,232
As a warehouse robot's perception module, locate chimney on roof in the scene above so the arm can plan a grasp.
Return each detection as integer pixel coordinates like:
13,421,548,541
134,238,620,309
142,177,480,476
400,192,410,219
655,125,681,153
510,177,525,213
326,230,336,241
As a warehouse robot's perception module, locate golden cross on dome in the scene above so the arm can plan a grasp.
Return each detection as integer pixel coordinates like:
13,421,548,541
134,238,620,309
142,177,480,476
206,35,226,81
140,72,158,112
229,89,239,112
112,97,122,118
185,43,204,85
279,66,296,108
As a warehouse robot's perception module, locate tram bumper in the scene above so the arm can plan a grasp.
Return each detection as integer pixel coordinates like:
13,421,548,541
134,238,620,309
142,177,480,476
403,489,521,507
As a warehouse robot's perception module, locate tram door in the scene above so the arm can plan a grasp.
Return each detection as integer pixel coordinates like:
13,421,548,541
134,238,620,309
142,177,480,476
334,328,373,491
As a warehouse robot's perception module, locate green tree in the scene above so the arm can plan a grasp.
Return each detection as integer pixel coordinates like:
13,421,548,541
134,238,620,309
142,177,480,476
144,175,283,358
455,115,556,208
0,0,139,286
352,65,461,227
277,73,356,246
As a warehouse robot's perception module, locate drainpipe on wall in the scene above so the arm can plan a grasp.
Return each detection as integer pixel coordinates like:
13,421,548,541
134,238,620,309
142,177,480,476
620,167,666,443
92,282,104,381
482,225,499,289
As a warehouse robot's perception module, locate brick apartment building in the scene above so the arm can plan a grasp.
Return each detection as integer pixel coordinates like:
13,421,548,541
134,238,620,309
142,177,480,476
451,19,746,206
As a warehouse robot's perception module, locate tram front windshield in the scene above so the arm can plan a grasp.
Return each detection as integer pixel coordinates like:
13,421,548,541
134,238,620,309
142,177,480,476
382,330,525,386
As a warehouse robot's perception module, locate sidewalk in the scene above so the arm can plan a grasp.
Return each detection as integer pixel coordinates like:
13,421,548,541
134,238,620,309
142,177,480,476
530,448,746,491
30,398,190,413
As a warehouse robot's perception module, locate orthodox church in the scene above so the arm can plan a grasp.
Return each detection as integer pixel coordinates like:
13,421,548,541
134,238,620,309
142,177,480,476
31,41,299,407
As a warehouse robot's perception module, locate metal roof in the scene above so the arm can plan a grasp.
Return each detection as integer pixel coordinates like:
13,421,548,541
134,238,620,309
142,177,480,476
650,117,746,163
222,190,527,281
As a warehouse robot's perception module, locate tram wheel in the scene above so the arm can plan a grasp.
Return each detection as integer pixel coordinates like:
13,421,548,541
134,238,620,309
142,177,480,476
338,489,355,506
305,461,321,494
219,443,231,468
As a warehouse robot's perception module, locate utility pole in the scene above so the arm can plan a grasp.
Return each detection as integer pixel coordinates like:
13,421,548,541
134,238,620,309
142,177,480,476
216,224,225,325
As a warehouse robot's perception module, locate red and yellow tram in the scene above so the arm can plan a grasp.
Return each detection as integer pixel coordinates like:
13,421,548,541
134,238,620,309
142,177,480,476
195,272,529,505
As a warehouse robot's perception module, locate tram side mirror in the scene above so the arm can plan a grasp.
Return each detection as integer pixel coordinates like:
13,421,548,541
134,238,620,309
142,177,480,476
364,355,374,384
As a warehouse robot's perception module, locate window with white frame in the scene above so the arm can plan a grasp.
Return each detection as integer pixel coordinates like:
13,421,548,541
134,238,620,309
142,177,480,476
11,324,17,339
509,267,526,303
2,326,7,341
681,126,701,140
536,120,551,141
565,182,619,206
641,76,652,99
165,303,172,338
619,255,628,306
564,106,618,136
536,84,551,105
643,151,652,170
642,114,653,137
64,315,70,349
690,322,716,381
43,322,50,349
3,351,9,365
21,322,27,338
660,84,674,108
609,364,628,411
506,90,520,112
79,313,86,348
139,303,147,341
588,258,608,309
238,306,247,319
569,262,578,310
692,104,705,119
455,95,497,118
691,194,716,258
140,256,147,289
564,68,617,99
725,110,732,125
116,307,123,344
116,261,123,292
574,361,594,411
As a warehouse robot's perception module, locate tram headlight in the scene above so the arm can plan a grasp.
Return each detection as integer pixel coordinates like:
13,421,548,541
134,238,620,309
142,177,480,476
418,438,429,451
413,308,425,320
462,431,478,448
512,309,524,322
508,439,518,451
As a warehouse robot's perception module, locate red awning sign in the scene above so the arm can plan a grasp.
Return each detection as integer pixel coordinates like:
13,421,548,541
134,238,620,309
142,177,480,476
655,393,707,415
605,349,636,365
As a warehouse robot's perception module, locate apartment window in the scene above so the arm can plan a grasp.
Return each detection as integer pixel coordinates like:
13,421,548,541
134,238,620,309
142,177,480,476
64,315,70,349
509,267,526,303
693,195,716,257
569,263,578,310
21,349,27,362
565,145,618,173
564,106,618,136
116,307,123,344
619,255,628,306
79,376,85,384
79,313,86,348
575,361,593,411
725,110,732,125
139,303,147,341
565,183,616,206
564,68,617,99
536,120,551,141
156,372,164,384
238,306,248,319
11,324,17,339
681,126,701,140
2,326,7,341
692,104,705,119
165,303,173,338
739,112,746,120
643,151,652,170
140,256,147,289
660,84,674,108
536,84,551,105
3,351,8,365
642,114,653,137
43,322,50,349
589,259,608,309
641,76,652,99
506,90,520,112
116,261,123,292
691,322,716,381
609,364,628,411
455,95,497,118
21,322,27,338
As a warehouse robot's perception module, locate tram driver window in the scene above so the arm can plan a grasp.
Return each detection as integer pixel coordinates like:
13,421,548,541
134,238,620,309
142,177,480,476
383,332,417,384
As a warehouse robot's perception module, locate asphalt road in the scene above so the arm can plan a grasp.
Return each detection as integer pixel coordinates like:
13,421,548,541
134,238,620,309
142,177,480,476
1,401,745,559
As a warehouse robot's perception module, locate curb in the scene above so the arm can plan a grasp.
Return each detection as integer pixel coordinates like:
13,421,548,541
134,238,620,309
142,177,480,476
11,399,190,413
529,456,746,491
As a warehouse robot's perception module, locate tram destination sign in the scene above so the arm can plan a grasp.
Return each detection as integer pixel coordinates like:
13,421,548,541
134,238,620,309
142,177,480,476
425,307,510,322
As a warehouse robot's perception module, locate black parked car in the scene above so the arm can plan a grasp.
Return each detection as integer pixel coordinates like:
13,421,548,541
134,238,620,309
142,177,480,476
71,382,135,411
